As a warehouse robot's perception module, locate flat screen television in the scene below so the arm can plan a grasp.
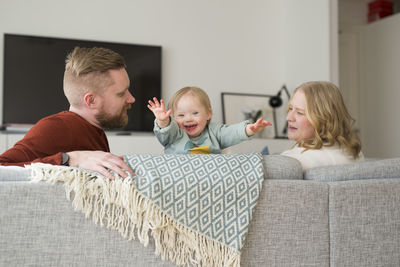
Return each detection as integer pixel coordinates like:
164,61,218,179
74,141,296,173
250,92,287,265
2,33,161,132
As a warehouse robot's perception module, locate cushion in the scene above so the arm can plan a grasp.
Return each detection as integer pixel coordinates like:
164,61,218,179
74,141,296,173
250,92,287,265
329,179,400,266
263,155,303,180
0,182,177,267
0,166,30,182
304,157,400,182
241,180,330,266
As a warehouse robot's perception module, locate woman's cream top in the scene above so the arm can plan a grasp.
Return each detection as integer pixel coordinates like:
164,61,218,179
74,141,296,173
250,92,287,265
281,144,364,171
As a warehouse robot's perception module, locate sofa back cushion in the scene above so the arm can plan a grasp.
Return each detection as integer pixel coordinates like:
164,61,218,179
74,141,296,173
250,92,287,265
304,157,400,182
263,155,303,180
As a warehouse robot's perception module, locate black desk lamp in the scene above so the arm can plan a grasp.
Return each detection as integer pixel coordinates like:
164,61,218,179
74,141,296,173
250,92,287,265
269,85,291,139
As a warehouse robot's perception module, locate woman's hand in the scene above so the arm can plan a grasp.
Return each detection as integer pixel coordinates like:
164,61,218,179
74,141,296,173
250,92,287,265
147,97,172,128
245,117,272,136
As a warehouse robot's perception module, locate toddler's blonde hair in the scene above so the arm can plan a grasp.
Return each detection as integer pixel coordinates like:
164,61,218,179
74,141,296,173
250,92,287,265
168,86,212,114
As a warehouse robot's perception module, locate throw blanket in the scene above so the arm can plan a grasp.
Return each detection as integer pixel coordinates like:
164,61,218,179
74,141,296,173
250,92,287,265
28,153,265,267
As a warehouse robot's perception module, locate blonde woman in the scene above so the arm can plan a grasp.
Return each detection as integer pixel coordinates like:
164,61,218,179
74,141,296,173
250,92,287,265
281,81,364,171
148,86,271,154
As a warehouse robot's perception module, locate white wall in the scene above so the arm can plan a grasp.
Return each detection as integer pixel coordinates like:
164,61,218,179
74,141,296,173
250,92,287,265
358,14,400,158
282,0,335,88
339,0,400,158
0,0,334,129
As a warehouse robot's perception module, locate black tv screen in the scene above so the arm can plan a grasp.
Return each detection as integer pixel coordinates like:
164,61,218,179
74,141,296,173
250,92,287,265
3,33,161,132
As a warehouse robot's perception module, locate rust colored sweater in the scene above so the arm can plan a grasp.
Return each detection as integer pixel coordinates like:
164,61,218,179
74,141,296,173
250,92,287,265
0,111,109,166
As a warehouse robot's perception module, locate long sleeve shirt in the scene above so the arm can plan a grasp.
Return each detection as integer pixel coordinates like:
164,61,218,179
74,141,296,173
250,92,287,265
154,119,251,154
0,111,109,166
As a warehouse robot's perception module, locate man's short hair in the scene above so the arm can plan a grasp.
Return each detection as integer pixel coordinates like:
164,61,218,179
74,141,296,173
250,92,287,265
63,47,126,107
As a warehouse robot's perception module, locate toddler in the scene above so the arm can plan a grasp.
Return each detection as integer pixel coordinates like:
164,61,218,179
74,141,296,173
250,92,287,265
148,86,271,154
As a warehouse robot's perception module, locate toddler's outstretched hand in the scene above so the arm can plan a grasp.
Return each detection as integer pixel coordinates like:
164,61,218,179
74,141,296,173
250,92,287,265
245,117,272,136
147,97,172,128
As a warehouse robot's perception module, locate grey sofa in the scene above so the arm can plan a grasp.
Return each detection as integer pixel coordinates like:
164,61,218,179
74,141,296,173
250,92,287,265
1,155,400,267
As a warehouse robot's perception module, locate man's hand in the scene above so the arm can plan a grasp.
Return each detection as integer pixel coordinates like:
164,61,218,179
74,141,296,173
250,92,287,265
66,151,134,180
245,117,272,136
147,97,172,128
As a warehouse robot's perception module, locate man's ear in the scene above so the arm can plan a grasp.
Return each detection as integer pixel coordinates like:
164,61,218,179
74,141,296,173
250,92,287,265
83,92,97,109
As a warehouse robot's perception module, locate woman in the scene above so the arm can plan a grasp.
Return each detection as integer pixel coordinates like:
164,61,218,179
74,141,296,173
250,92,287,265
281,81,364,171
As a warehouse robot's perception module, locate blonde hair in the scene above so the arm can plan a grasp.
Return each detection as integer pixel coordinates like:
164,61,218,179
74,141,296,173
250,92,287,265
292,81,361,158
167,86,212,117
63,47,126,107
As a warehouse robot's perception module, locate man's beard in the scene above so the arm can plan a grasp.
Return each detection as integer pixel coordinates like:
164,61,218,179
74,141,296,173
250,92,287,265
96,104,131,130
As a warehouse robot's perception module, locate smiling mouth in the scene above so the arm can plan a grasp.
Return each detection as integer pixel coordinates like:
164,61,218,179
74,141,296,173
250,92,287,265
184,124,197,132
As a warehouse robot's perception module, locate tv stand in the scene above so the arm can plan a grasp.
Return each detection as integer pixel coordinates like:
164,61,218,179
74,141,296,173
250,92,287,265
0,132,294,156
0,131,164,155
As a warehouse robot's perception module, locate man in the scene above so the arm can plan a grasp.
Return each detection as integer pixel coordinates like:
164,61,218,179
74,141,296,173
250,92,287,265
0,47,135,179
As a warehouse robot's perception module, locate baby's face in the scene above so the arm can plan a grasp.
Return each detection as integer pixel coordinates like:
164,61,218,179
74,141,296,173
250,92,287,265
173,94,211,138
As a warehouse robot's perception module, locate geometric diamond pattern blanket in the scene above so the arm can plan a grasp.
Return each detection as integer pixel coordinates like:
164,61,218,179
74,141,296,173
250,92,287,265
128,153,264,252
28,153,264,267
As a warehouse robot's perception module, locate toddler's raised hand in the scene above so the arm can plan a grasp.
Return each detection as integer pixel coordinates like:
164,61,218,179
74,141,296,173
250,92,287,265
148,97,172,128
245,117,272,136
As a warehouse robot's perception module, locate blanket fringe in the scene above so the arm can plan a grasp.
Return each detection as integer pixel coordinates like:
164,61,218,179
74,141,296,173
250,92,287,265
28,164,240,267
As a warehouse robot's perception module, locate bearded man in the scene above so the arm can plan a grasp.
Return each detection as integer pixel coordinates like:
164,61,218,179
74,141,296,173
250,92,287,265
0,47,135,179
